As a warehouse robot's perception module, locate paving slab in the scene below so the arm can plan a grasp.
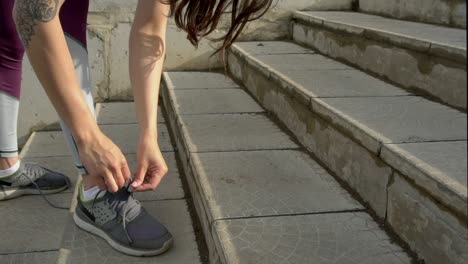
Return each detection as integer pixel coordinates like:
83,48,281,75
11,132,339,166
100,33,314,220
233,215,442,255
60,200,201,264
165,72,239,89
214,212,411,264
97,102,165,124
23,124,175,157
285,69,409,97
22,156,79,193
299,11,467,52
314,96,467,144
0,251,59,264
100,123,174,153
124,152,185,201
179,113,299,152
234,41,315,55
21,131,70,158
0,193,71,254
254,54,352,72
172,89,264,114
191,150,363,219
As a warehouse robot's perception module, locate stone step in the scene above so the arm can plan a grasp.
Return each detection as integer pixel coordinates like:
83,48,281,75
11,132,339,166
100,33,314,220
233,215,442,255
161,71,414,264
292,11,467,110
0,102,204,264
358,0,466,29
227,40,467,264
95,102,166,124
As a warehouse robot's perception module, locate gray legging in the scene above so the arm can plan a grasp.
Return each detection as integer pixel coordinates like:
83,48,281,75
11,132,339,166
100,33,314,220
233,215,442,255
0,35,93,176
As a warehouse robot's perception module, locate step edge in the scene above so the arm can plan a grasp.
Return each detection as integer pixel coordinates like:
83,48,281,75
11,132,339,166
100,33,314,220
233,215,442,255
381,143,467,218
293,11,467,62
162,73,224,264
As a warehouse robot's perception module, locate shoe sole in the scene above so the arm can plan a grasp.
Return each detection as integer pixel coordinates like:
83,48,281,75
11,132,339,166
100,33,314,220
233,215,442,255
73,212,173,257
0,185,69,201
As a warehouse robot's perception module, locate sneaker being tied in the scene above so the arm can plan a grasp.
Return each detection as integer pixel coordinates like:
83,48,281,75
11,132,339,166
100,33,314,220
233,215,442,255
74,182,173,256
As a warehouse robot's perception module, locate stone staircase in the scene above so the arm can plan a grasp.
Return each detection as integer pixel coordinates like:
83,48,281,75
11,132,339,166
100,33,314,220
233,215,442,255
2,2,466,264
161,71,414,263
160,6,467,264
0,103,205,264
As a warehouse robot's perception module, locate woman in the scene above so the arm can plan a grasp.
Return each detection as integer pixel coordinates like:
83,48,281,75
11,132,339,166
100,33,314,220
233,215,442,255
0,0,272,257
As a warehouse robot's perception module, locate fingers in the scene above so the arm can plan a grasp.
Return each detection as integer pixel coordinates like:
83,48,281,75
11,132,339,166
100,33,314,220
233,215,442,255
102,158,125,191
107,155,131,191
121,160,131,183
133,179,161,192
113,165,126,189
133,166,168,192
90,161,129,193
102,169,119,193
131,163,147,188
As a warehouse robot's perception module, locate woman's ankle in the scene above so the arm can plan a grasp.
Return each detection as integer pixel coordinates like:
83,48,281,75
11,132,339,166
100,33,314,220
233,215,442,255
0,156,19,170
81,175,101,191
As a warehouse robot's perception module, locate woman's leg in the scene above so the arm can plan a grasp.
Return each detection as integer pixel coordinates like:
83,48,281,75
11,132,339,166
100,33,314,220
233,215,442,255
0,92,20,168
0,1,70,200
57,0,93,175
59,0,104,193
0,0,95,185
0,0,23,168
60,35,95,177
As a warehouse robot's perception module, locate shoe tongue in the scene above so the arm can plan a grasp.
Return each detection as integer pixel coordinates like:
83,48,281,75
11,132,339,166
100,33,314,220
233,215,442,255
108,186,141,222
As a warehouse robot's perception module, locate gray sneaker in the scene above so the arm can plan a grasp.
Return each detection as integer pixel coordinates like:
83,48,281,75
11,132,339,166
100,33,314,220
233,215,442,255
0,162,71,201
73,183,173,256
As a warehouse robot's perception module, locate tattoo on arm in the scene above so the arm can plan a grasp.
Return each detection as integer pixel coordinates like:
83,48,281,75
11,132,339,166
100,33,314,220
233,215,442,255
14,0,59,48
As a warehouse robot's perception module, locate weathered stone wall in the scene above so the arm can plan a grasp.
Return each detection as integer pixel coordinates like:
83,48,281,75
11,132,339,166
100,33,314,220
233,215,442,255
359,0,466,28
18,0,352,146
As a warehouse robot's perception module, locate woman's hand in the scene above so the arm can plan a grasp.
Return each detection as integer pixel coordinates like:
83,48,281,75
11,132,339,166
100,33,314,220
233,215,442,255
78,130,131,192
131,135,168,192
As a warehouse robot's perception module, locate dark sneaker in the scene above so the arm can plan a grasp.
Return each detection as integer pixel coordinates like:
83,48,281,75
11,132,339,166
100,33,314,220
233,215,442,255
73,183,173,256
0,162,71,201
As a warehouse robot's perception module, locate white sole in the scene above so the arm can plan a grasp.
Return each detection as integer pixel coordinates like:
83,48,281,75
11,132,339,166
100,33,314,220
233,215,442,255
73,212,173,257
0,185,68,201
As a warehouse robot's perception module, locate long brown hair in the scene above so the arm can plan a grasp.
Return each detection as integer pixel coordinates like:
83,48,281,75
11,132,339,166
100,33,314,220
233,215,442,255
164,0,274,53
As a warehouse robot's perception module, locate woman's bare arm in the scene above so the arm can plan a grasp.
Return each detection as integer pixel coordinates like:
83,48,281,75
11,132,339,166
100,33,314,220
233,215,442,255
14,0,97,143
13,0,130,192
130,0,170,191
